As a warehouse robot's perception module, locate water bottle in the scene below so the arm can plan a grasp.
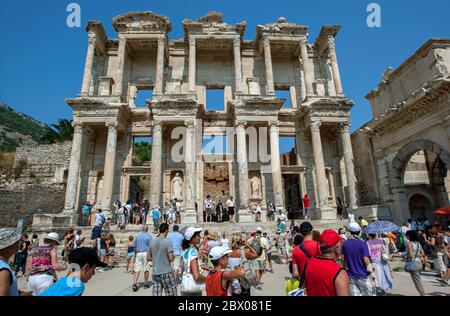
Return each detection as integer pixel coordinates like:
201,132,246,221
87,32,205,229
232,279,241,294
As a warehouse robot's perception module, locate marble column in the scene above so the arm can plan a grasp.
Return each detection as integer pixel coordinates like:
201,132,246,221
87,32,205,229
150,121,163,209
233,37,243,93
310,121,330,209
101,122,118,216
113,36,127,96
299,39,314,96
269,121,285,212
64,122,85,214
80,34,96,96
263,37,275,95
328,36,343,96
236,121,251,222
340,122,359,209
188,37,196,93
183,120,197,224
297,129,316,209
155,37,165,94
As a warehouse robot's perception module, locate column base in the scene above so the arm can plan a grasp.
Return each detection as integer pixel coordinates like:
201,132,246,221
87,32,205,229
237,208,253,223
32,213,79,228
181,211,198,225
310,207,337,220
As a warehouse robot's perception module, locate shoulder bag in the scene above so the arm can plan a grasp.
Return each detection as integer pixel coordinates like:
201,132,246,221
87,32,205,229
181,249,205,293
404,242,422,273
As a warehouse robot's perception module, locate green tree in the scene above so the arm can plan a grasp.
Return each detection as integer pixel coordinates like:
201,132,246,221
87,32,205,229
40,119,74,144
132,142,151,165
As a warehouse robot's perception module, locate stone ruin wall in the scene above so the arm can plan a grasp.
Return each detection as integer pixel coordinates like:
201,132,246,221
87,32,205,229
351,130,382,206
0,142,71,228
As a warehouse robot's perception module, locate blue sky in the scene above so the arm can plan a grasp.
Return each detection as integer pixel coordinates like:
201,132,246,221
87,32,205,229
1,0,449,153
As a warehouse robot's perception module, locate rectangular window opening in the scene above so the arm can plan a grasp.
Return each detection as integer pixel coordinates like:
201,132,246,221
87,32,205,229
206,88,225,111
275,89,292,108
135,89,153,108
279,136,297,165
203,135,228,154
132,136,152,166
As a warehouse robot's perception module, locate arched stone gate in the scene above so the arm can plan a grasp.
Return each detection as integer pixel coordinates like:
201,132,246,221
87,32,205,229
389,139,450,223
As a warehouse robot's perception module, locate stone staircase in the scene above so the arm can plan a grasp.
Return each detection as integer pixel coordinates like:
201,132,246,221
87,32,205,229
29,219,346,265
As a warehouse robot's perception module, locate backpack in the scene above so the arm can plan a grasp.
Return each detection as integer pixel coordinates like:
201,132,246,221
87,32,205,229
251,237,263,257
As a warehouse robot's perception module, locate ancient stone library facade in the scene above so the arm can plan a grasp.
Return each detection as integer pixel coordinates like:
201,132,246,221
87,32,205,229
44,11,361,226
352,39,450,225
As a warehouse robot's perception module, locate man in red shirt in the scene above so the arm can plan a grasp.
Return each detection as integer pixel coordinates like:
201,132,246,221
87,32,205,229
305,230,350,296
291,222,320,281
302,194,310,220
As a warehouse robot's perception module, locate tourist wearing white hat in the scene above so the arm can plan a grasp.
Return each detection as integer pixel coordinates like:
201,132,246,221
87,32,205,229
181,227,206,296
341,222,377,296
26,232,67,296
0,228,23,296
205,246,244,296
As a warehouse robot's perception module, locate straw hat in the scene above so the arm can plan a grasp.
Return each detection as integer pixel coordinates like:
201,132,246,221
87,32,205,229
0,228,21,251
208,232,219,241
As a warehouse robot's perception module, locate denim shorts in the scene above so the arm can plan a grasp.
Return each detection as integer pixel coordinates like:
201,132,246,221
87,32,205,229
126,253,134,261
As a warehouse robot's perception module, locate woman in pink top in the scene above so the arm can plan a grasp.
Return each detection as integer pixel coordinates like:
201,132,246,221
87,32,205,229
26,233,67,295
366,234,394,294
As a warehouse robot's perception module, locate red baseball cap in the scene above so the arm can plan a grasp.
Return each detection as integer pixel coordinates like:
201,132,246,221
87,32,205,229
320,229,345,248
250,232,256,237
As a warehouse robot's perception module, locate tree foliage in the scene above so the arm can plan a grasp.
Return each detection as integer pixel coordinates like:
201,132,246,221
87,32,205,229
40,119,74,144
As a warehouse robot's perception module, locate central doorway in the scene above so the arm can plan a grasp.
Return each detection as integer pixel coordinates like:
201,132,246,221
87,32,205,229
202,162,230,222
283,174,303,219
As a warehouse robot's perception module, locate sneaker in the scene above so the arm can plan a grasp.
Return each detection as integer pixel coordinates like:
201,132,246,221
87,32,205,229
255,284,263,291
132,284,138,292
144,283,150,289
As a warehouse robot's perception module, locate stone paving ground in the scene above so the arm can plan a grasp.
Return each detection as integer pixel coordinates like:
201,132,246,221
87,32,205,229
18,260,450,296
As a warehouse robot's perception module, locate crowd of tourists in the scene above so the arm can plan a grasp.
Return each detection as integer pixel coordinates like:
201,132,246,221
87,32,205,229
1,210,449,296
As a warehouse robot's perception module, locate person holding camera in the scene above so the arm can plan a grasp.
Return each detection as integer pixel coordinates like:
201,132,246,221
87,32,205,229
227,234,258,296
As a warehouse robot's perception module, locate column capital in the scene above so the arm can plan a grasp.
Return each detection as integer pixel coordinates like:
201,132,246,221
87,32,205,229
189,37,196,47
327,36,336,55
269,120,279,131
339,121,350,133
106,121,119,132
235,120,247,129
184,120,195,130
263,37,270,48
310,121,322,132
72,121,84,134
87,33,97,46
157,37,165,46
233,37,241,48
299,39,308,47
152,121,162,133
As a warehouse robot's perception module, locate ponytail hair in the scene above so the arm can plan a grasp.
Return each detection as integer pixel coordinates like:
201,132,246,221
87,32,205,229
182,239,190,250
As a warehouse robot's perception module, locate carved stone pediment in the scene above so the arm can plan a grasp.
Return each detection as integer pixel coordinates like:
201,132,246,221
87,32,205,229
302,97,353,120
66,98,130,121
183,12,246,37
113,12,172,33
256,17,307,37
231,98,284,117
151,98,200,116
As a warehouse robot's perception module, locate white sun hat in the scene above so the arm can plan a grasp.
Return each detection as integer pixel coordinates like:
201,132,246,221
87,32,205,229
44,232,61,245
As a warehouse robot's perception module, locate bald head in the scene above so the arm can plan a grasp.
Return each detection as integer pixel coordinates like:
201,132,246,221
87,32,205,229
142,225,149,232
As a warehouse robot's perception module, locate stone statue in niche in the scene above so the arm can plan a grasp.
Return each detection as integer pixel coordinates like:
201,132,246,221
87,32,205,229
251,176,261,198
171,172,183,200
